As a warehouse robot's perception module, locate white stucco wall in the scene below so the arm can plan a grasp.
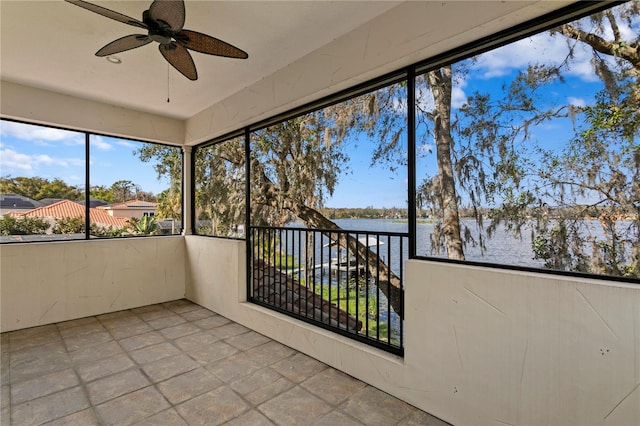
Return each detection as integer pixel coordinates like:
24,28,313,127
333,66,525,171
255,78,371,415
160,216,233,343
185,236,640,426
184,236,247,310
0,81,184,145
1,234,637,424
403,260,640,426
0,236,186,332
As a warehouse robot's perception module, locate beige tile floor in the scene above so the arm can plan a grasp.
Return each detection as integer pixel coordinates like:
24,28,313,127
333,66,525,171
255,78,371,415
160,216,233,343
0,299,449,426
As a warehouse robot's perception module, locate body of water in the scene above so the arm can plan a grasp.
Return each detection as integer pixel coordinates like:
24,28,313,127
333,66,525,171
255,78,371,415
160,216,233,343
331,218,544,269
273,218,636,344
279,217,637,289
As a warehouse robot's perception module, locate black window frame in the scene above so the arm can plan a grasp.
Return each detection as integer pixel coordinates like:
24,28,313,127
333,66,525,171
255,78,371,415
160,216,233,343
0,117,184,243
190,0,637,284
191,130,247,240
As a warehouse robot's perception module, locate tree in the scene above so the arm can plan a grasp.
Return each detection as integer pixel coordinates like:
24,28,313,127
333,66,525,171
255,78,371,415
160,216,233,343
478,2,639,277
135,145,182,220
506,3,639,278
110,180,136,203
411,2,639,278
137,87,407,316
556,3,640,104
195,138,245,236
90,223,130,237
414,59,568,261
246,94,406,316
0,176,82,200
421,66,465,260
89,185,115,203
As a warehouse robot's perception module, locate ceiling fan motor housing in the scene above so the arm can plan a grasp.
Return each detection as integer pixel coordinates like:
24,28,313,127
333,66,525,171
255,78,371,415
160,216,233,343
143,10,173,45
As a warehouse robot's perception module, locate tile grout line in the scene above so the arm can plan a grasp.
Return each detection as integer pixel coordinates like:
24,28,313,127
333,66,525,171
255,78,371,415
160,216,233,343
4,300,445,426
61,319,102,426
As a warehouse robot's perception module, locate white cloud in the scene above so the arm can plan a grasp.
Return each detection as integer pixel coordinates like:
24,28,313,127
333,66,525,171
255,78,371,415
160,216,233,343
567,96,586,107
116,140,137,148
618,20,639,40
0,148,84,175
0,121,82,144
451,79,468,109
415,81,435,113
91,136,112,151
415,94,434,114
474,32,600,82
0,149,33,172
415,74,468,110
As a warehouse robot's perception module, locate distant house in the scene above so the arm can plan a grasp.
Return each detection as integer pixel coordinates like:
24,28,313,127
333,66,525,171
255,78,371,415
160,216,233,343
0,193,43,215
97,200,157,219
38,198,66,207
77,198,109,208
39,198,109,209
10,200,130,230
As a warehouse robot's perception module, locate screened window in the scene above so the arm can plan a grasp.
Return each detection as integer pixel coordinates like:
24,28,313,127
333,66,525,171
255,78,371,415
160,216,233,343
0,119,183,242
194,136,245,238
414,2,639,279
89,136,182,237
249,81,408,230
0,121,85,242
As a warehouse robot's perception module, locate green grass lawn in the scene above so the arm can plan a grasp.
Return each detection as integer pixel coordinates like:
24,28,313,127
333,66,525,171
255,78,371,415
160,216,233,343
308,277,399,346
256,249,400,347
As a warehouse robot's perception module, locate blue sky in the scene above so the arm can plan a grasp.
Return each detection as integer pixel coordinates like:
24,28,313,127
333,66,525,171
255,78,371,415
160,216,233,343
326,132,408,209
1,5,637,206
0,124,173,195
326,13,638,208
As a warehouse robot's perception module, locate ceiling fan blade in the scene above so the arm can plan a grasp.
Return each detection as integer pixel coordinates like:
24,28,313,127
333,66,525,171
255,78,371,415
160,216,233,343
64,0,147,29
160,42,197,80
176,30,248,59
95,35,152,57
149,0,185,32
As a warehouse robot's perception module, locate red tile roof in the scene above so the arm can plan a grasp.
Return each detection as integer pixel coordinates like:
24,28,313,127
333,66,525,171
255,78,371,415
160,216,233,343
12,200,130,228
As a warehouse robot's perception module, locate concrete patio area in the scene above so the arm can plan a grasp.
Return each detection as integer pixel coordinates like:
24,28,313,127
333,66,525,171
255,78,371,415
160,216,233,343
0,299,448,425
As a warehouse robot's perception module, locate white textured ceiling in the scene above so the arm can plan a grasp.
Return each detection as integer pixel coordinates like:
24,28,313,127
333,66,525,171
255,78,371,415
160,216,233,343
0,0,400,119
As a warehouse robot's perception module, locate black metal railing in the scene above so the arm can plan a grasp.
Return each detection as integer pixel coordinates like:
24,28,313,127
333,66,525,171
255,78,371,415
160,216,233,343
249,225,407,355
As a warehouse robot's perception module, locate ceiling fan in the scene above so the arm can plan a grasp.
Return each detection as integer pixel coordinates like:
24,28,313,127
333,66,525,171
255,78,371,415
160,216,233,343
65,0,248,81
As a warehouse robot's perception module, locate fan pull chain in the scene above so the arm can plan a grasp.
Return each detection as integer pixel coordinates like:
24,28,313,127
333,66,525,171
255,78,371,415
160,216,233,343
167,63,171,103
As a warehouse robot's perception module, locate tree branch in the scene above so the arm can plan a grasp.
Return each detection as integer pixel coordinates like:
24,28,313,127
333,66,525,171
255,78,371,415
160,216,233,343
250,158,405,318
558,24,640,70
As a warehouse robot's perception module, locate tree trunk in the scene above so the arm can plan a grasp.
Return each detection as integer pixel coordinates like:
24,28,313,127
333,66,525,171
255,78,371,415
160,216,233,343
427,66,465,260
249,158,404,317
293,204,404,319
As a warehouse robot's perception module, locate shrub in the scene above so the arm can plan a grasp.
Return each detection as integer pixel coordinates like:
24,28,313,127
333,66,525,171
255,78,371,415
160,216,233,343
52,217,85,234
0,215,50,235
